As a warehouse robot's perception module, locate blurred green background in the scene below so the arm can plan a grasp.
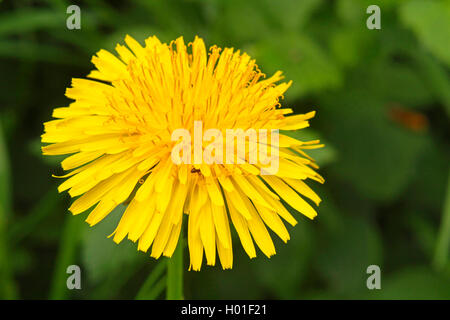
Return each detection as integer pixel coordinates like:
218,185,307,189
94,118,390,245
1,0,449,299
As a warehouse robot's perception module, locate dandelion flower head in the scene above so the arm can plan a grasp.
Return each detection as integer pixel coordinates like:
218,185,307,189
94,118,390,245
42,35,324,271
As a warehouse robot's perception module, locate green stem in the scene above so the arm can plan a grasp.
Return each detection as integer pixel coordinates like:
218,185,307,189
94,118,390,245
166,238,184,300
433,169,450,271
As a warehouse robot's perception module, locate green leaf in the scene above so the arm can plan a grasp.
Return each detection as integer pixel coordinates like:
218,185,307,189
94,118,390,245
214,0,272,43
400,0,450,67
408,212,437,260
329,26,374,69
367,266,450,299
412,50,450,117
252,33,342,100
141,275,167,300
49,213,84,299
336,0,398,25
407,140,449,212
320,89,428,202
0,40,85,66
8,188,61,245
370,62,433,109
263,0,323,30
315,216,383,295
0,9,65,36
135,260,167,300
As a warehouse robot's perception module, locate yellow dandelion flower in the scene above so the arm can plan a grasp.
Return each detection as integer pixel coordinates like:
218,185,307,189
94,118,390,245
42,35,324,271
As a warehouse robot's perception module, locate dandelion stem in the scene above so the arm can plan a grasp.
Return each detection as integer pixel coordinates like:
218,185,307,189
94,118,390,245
433,169,450,271
166,237,184,300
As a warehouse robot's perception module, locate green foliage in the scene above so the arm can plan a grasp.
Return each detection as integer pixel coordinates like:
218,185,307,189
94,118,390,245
253,32,343,99
135,260,167,300
434,171,450,271
400,0,450,67
315,216,383,295
0,121,18,299
1,0,449,300
254,220,315,299
0,121,11,218
80,205,141,284
49,213,84,299
0,9,65,35
320,92,429,202
368,266,450,299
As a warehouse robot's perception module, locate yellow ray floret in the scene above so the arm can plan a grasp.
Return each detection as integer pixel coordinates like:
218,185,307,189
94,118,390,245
42,35,324,271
